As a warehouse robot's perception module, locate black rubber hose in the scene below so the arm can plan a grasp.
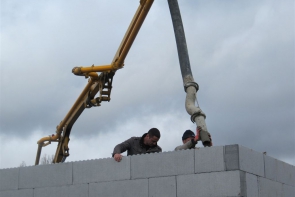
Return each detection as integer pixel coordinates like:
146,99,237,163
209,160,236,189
167,0,193,82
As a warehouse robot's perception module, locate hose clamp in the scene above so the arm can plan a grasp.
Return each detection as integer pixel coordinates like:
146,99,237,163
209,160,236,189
184,82,199,93
191,111,206,123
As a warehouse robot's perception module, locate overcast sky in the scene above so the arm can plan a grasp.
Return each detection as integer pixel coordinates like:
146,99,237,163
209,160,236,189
0,0,294,169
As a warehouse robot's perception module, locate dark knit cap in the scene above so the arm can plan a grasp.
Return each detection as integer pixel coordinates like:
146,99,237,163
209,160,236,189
182,130,195,140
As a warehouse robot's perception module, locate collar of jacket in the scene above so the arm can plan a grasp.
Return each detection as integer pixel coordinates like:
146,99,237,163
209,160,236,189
140,133,148,148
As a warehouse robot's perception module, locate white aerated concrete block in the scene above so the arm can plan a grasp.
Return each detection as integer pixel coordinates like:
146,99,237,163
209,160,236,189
225,144,239,170
149,176,176,197
259,177,283,197
67,184,88,197
0,189,33,197
73,157,130,184
34,184,88,197
34,186,67,197
0,168,19,191
277,159,295,186
89,179,148,197
283,184,295,197
245,172,259,197
19,162,72,189
0,144,293,197
264,155,295,186
131,150,194,179
194,146,225,173
264,155,278,181
239,145,265,177
225,145,264,176
177,170,242,197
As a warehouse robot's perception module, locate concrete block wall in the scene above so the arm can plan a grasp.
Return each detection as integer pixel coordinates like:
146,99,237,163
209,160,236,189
0,144,294,197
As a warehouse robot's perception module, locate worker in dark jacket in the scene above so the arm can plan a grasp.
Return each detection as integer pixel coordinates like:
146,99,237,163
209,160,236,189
112,128,162,162
175,126,212,151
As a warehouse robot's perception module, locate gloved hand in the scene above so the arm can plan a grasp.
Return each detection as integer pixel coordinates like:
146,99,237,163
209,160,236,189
194,126,201,141
208,133,213,146
195,126,213,147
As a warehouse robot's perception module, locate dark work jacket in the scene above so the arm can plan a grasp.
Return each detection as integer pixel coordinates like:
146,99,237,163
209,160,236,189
174,139,197,151
112,133,162,157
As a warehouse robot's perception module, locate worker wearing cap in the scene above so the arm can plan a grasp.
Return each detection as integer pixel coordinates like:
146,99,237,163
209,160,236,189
174,126,212,151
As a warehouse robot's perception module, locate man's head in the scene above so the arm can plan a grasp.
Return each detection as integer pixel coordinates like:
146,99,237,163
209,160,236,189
144,128,160,147
182,130,195,144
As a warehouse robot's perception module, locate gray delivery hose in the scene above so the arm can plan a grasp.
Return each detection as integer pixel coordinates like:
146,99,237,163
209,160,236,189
167,0,211,146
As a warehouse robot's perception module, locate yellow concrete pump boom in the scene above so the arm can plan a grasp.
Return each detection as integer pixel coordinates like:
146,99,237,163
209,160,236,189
35,0,212,165
35,0,154,165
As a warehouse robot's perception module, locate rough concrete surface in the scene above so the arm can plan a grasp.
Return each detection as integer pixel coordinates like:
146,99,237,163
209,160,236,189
194,145,225,173
131,149,194,179
283,184,295,197
0,189,33,197
89,179,148,197
277,159,295,186
34,184,88,197
0,168,19,191
177,171,241,197
224,144,239,170
149,176,176,197
239,145,265,177
73,157,130,184
1,144,294,197
264,154,278,182
18,162,72,189
245,172,259,197
259,177,283,197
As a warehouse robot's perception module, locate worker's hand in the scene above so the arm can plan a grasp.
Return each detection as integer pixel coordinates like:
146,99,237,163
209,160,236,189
114,153,123,162
194,126,202,142
208,133,213,146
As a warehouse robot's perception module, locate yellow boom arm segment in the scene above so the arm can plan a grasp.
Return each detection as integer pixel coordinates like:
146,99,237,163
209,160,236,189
35,0,154,165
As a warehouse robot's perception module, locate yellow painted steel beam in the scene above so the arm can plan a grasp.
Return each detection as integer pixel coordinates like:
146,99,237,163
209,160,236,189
71,0,154,76
72,65,113,76
53,78,95,164
37,77,94,147
112,0,154,68
58,78,94,133
36,78,95,164
35,0,154,165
